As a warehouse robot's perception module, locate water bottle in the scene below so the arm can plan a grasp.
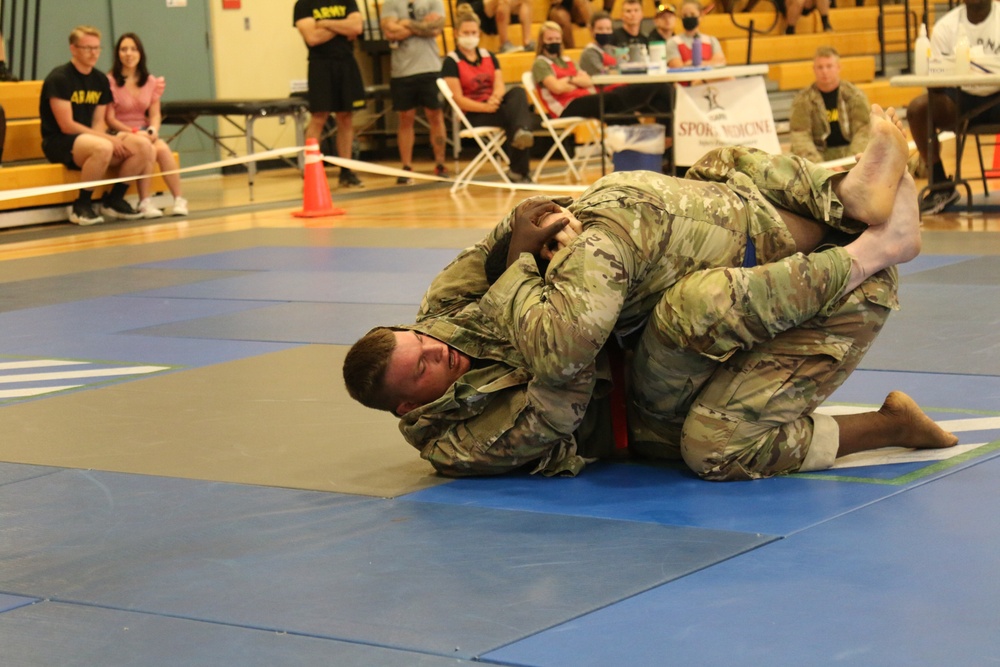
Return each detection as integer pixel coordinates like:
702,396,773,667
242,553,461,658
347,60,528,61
914,23,930,76
691,34,702,66
955,24,971,75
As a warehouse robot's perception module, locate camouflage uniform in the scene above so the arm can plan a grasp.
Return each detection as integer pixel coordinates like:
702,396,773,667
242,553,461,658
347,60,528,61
789,80,872,164
401,147,898,480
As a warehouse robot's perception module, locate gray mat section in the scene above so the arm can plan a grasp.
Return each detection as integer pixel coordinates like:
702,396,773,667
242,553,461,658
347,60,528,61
861,283,1000,375
0,268,251,312
903,255,1000,285
0,470,771,660
127,302,421,344
0,463,61,487
0,602,471,667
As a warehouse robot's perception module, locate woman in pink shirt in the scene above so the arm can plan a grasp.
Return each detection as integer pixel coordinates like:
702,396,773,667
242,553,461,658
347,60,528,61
105,33,187,218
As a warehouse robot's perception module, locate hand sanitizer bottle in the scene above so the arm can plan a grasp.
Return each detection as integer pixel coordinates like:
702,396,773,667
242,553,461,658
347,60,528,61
915,23,930,76
955,24,971,75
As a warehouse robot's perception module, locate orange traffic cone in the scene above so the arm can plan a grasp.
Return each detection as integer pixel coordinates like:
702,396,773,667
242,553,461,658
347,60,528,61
293,138,346,218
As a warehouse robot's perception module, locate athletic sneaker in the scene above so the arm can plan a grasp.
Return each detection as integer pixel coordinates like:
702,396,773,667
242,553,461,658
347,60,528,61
172,197,189,216
523,41,536,52
434,163,450,178
339,170,364,188
138,198,164,219
397,165,415,185
100,197,143,220
499,41,520,54
919,187,961,215
506,170,533,184
511,128,535,150
68,200,105,226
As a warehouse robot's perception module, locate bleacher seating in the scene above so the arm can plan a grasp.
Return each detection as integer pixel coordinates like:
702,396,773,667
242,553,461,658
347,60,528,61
0,81,176,214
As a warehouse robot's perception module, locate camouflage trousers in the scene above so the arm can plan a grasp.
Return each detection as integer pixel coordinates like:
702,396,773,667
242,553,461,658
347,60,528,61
628,147,898,481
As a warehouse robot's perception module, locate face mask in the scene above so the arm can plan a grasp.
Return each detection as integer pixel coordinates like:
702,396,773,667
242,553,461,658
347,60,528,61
682,16,699,31
544,42,562,56
457,35,479,50
595,33,613,46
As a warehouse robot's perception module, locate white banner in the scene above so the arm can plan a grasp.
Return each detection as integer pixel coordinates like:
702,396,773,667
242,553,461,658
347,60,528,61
673,76,781,166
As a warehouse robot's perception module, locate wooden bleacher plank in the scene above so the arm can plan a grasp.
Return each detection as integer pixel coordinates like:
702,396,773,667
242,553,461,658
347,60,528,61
0,81,43,120
721,27,909,64
768,55,876,91
857,81,924,113
700,11,785,39
496,48,584,83
4,119,45,162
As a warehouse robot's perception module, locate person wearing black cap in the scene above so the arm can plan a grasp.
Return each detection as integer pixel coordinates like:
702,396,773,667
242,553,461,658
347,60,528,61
648,2,676,42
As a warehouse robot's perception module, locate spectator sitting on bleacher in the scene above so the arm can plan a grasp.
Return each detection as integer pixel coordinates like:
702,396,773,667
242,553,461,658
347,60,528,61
611,0,650,48
40,25,154,226
907,0,1000,215
468,0,535,53
647,2,676,43
105,33,188,218
443,5,537,183
665,0,726,68
777,0,832,35
548,0,592,48
789,46,870,170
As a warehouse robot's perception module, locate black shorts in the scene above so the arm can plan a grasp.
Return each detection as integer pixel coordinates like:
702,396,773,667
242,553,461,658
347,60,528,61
389,72,443,112
469,0,519,35
940,88,1000,124
307,58,366,113
42,133,82,170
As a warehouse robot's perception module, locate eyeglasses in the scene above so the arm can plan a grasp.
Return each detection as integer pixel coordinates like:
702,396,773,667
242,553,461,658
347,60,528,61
74,45,101,52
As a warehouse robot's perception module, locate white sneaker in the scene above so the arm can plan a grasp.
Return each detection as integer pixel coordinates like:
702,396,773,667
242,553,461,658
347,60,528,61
172,197,189,216
138,198,164,219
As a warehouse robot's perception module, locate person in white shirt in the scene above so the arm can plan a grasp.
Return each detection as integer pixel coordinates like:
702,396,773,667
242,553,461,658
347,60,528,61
906,0,1000,214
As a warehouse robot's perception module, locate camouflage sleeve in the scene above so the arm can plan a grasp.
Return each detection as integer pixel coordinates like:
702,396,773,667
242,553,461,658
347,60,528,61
416,215,514,321
788,90,825,164
419,363,597,477
479,227,635,386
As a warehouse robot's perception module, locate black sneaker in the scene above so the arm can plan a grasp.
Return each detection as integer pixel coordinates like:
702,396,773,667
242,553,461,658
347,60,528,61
68,200,105,226
339,170,364,188
397,165,414,185
434,163,450,178
506,170,533,184
100,197,143,220
919,187,961,215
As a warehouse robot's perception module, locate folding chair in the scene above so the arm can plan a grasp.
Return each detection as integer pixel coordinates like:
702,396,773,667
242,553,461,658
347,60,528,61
522,71,604,182
436,78,513,193
969,123,1000,194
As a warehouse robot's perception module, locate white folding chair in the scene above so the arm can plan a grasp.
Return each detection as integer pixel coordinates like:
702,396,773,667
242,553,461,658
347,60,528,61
522,70,604,182
436,78,513,193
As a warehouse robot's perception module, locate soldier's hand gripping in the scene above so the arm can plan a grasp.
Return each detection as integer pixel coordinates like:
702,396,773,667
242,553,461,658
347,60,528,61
506,198,567,268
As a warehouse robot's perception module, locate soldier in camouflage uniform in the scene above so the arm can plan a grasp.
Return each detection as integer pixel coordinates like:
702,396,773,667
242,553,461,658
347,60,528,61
344,120,955,480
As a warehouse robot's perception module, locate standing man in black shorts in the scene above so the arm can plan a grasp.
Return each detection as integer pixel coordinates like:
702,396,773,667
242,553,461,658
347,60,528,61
40,26,153,226
381,0,449,184
294,0,366,188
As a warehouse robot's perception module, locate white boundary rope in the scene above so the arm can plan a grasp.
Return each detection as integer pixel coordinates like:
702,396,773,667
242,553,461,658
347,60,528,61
0,145,592,205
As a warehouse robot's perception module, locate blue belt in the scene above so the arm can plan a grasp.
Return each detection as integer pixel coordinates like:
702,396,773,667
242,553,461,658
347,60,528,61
742,236,757,268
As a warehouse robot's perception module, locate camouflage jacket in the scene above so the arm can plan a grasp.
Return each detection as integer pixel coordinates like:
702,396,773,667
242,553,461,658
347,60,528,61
398,217,613,477
789,81,872,164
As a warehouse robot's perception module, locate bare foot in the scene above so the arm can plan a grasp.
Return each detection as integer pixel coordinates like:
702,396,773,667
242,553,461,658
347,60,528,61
880,391,959,449
842,172,921,293
836,104,910,226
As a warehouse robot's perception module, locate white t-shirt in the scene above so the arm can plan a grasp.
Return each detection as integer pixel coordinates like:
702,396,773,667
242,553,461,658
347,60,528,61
930,2,1000,95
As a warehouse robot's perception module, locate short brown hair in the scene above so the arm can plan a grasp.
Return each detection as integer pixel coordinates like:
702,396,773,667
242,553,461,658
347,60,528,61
814,45,840,60
69,25,101,45
343,327,400,413
591,10,612,28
